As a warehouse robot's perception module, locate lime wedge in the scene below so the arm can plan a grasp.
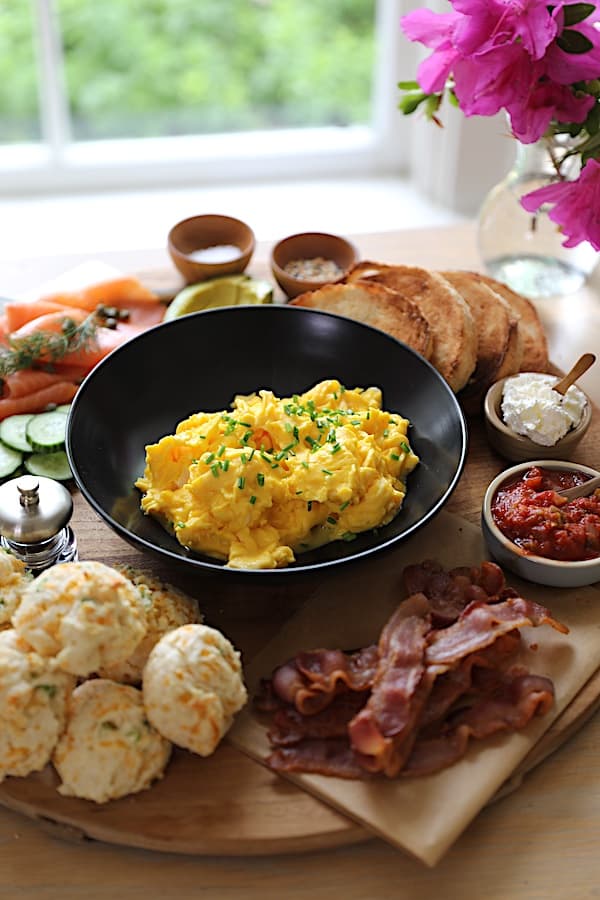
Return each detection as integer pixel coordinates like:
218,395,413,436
165,275,274,320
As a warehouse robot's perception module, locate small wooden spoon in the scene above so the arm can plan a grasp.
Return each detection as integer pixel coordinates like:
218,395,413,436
553,353,596,396
559,474,600,501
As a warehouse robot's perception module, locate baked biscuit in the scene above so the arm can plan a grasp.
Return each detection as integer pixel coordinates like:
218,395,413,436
53,679,171,803
0,629,75,782
13,561,147,677
143,624,247,757
97,566,202,685
346,262,478,392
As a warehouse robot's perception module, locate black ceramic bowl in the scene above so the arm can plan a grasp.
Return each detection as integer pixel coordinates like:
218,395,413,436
67,305,467,580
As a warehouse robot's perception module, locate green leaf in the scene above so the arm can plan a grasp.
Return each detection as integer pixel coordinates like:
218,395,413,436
557,28,594,54
563,3,595,26
397,80,420,90
448,88,460,108
585,103,600,135
398,90,428,115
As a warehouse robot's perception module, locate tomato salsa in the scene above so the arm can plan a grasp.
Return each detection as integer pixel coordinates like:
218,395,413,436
491,466,600,562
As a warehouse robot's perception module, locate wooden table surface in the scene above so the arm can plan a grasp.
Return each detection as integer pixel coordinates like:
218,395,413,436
2,221,600,900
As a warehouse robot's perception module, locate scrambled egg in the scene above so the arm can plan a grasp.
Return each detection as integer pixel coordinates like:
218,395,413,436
136,379,419,569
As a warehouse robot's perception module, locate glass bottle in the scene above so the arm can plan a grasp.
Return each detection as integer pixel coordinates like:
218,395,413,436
477,136,598,299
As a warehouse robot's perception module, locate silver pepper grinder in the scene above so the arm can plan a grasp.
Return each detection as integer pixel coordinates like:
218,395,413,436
0,474,78,574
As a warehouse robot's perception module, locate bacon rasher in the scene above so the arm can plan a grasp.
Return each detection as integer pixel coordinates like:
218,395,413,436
258,561,569,781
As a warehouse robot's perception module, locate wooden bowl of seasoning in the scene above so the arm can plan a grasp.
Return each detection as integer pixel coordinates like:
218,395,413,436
271,232,358,299
168,214,255,284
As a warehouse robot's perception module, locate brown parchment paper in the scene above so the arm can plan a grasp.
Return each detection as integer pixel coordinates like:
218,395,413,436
228,510,600,866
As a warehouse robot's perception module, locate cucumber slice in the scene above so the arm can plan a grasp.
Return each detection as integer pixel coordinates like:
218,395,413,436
0,443,23,480
0,415,33,452
25,450,72,481
26,411,68,453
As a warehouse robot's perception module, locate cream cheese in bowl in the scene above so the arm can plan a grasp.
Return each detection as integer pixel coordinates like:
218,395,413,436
501,372,587,447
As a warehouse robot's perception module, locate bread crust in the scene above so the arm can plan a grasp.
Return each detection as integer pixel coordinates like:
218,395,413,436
440,270,523,400
290,281,433,360
476,275,549,373
346,263,477,392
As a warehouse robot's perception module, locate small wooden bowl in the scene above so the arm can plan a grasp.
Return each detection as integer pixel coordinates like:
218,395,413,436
168,214,255,284
271,232,358,299
484,375,592,463
482,459,600,587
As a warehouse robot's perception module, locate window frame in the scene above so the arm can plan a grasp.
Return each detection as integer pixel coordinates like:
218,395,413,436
0,0,414,195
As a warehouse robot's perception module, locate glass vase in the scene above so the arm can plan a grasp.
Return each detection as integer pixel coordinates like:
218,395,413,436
477,137,598,299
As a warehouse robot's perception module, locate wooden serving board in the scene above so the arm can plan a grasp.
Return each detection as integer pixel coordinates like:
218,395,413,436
0,409,599,857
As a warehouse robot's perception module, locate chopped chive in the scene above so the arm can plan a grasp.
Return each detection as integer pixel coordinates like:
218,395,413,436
241,453,248,464
191,458,199,464
260,451,271,463
342,532,357,542
284,421,293,433
366,411,370,420
339,500,350,510
307,500,313,511
217,445,225,457
293,425,299,441
257,472,265,486
400,441,410,453
205,453,215,464
295,490,303,495
271,462,279,469
211,464,220,477
322,469,333,476
390,453,400,461
175,521,186,529
301,460,309,469
248,448,255,461
222,459,230,472
331,444,341,454
326,516,337,525
224,423,235,435
239,421,252,427
237,476,245,489
241,430,252,445
249,495,257,505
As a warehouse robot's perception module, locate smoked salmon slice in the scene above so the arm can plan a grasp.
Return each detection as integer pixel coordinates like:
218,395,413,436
0,382,78,420
0,370,79,400
4,300,80,334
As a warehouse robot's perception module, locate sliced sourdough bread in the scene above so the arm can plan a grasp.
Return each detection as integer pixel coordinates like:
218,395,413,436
440,270,523,401
290,281,433,359
477,274,549,373
346,262,478,392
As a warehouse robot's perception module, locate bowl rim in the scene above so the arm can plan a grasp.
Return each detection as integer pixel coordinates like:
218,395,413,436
167,213,256,259
483,374,592,448
67,303,468,577
482,458,600,570
270,231,358,275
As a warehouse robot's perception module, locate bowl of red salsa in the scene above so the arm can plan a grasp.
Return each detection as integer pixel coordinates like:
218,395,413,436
482,460,600,587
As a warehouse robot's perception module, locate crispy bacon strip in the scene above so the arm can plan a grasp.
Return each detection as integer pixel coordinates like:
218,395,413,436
402,670,555,776
267,739,366,780
402,560,508,626
426,596,568,671
348,601,433,777
266,644,379,715
268,692,369,746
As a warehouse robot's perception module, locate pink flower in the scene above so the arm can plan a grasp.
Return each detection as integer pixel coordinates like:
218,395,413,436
452,45,534,117
545,9,600,84
521,158,600,250
401,10,463,93
508,79,595,143
453,0,560,60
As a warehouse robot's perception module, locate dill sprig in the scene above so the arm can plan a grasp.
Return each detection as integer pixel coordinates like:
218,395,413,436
0,312,100,377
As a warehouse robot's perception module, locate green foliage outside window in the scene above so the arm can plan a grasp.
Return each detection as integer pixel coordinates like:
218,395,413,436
0,0,375,143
